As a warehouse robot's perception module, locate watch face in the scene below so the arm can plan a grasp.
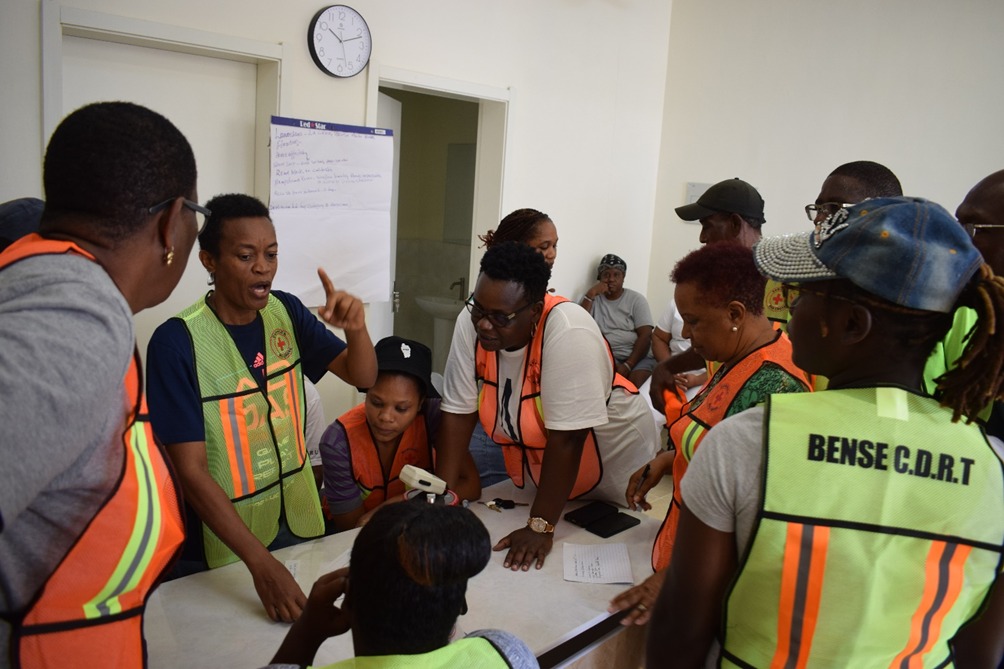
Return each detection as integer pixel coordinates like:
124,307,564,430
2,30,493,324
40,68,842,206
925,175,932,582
529,517,551,533
308,5,372,78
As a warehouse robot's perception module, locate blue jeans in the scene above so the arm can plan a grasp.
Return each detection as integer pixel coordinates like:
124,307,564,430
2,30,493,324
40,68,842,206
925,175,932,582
468,422,510,488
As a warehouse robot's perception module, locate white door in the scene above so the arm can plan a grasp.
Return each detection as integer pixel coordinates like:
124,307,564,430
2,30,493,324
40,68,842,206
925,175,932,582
365,91,402,341
60,35,258,362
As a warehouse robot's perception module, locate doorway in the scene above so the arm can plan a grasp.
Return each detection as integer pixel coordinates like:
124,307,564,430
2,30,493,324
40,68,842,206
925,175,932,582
380,88,478,372
368,69,510,374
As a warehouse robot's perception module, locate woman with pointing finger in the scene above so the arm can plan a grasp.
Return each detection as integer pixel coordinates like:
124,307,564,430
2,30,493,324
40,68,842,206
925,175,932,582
146,193,376,623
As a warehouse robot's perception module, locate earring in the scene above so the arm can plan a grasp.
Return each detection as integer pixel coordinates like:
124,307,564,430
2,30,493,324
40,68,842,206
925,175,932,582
164,247,175,266
530,321,538,338
207,272,215,286
731,325,738,332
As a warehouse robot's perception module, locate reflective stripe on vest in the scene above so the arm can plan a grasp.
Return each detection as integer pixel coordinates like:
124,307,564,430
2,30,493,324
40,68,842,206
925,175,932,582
474,294,636,499
652,332,809,571
2,235,184,667
720,388,1004,669
325,636,513,669
339,403,433,511
178,293,323,568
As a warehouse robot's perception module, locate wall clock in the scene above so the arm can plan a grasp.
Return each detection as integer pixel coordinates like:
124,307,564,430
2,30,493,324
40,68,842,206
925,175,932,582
308,5,372,78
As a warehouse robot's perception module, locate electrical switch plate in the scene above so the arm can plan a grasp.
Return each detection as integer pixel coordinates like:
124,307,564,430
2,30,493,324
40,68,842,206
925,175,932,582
685,182,712,205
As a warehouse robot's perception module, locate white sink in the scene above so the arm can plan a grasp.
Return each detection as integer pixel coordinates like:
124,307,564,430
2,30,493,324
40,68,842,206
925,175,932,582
415,295,465,320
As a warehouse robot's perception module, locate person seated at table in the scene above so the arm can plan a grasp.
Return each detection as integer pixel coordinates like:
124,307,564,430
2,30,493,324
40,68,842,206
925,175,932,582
647,198,1004,668
318,335,442,532
646,297,708,425
264,502,538,669
436,242,659,572
471,208,560,488
579,253,657,387
146,193,377,623
609,242,810,625
651,297,706,402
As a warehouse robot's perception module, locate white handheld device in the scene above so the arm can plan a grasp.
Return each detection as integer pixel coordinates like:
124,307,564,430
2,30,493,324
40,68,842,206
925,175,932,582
399,464,447,495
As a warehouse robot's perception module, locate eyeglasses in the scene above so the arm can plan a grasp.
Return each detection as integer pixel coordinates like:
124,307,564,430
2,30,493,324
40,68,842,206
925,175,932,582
465,294,533,328
963,222,1004,238
148,197,212,234
804,202,854,222
780,283,857,310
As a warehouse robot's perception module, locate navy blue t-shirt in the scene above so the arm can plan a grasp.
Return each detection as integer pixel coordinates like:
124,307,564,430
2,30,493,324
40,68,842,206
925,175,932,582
146,290,346,445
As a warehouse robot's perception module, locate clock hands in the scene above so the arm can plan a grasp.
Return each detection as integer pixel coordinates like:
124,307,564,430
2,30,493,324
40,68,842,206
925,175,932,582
327,27,343,44
343,35,362,42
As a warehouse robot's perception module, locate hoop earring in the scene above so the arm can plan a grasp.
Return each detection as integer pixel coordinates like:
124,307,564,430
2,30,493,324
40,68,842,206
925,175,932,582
207,272,215,286
530,321,538,338
164,247,175,266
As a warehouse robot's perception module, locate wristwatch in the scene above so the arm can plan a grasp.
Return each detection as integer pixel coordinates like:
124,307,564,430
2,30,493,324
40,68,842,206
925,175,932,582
527,516,555,534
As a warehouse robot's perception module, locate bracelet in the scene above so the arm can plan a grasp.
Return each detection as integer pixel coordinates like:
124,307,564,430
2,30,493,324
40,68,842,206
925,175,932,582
582,295,593,302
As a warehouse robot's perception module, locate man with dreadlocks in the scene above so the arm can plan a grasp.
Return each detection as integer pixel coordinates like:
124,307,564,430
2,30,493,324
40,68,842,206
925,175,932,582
647,197,1004,668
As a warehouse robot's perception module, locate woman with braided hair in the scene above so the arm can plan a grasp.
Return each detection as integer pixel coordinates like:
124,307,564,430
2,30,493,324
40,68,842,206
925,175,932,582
647,197,1004,668
478,208,558,268
470,208,559,487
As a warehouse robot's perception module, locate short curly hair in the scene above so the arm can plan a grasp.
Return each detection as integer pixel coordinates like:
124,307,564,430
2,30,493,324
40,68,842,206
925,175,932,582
479,241,550,303
199,193,271,256
671,242,765,315
829,161,902,198
42,101,196,242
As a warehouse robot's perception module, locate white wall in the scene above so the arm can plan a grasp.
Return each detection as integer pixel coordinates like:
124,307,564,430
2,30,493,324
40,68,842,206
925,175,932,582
0,0,673,419
647,0,1004,312
7,0,1001,415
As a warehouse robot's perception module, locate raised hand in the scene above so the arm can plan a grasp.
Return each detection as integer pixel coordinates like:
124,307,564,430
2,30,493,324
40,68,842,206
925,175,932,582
316,267,366,332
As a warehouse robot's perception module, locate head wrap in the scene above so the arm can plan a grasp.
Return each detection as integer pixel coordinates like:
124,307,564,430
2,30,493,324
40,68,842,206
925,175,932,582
597,253,627,277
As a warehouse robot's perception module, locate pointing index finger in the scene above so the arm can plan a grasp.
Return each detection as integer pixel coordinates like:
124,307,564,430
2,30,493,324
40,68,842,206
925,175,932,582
317,267,336,298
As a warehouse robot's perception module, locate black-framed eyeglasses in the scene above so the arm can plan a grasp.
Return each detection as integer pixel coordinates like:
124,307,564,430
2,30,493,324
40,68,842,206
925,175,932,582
963,222,1004,238
465,294,533,328
148,197,212,234
780,283,857,310
804,202,853,222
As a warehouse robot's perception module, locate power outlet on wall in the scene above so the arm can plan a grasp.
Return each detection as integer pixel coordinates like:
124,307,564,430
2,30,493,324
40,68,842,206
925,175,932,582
685,182,711,205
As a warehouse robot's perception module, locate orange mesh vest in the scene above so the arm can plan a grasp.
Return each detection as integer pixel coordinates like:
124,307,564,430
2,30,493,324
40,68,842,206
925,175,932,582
652,332,809,571
474,294,637,499
2,234,185,668
338,403,433,511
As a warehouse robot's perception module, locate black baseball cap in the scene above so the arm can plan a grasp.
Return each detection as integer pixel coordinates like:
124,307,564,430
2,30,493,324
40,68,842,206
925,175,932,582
373,336,439,398
675,178,765,222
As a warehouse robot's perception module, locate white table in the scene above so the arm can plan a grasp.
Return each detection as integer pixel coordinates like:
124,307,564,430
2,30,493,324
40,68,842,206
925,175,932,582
143,481,658,668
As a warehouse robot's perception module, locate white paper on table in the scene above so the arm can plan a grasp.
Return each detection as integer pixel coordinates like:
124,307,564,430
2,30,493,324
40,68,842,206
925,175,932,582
285,549,353,605
562,543,634,584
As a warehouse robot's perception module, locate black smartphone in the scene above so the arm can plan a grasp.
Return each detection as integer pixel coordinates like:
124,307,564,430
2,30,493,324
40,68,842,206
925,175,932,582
584,512,641,538
564,500,619,527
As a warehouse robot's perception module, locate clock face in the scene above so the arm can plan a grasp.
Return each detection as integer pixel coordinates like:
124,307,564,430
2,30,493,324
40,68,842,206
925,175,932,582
308,5,372,78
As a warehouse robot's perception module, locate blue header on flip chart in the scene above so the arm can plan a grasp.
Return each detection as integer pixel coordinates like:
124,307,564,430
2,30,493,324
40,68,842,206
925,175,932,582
271,114,393,136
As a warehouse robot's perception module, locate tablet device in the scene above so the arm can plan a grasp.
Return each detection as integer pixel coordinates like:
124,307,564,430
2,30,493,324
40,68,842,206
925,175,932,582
563,500,619,527
584,511,641,538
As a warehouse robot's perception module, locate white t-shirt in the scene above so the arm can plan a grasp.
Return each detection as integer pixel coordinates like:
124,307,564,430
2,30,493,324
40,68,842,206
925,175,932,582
303,378,325,467
442,302,658,504
589,288,654,363
655,298,691,356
